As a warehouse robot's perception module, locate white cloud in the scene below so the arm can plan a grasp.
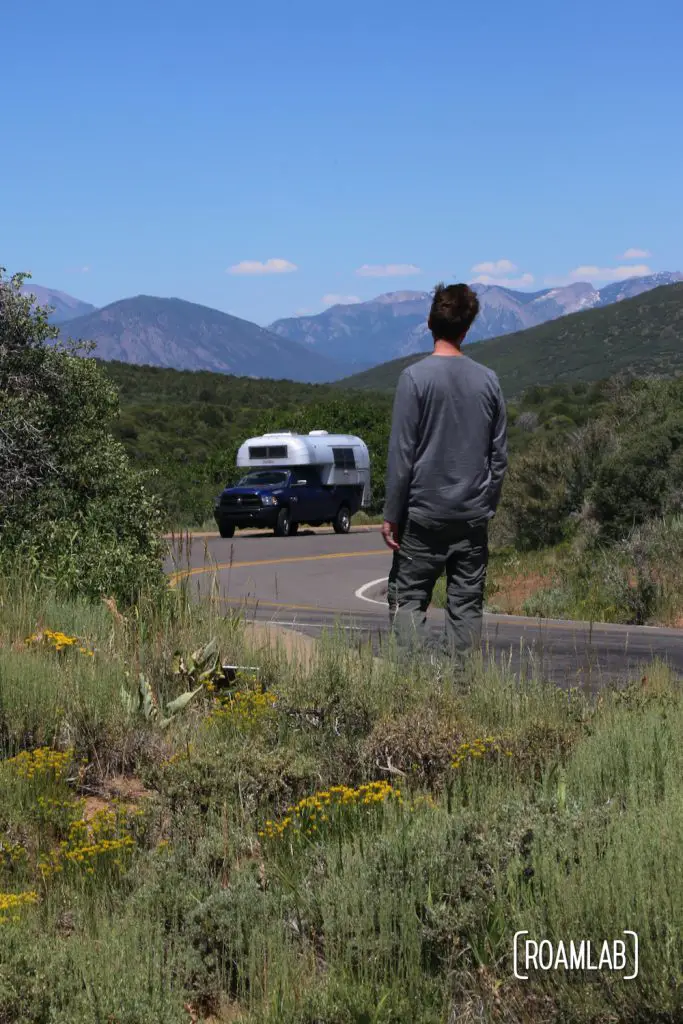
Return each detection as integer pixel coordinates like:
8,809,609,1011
621,248,652,260
569,263,651,283
472,272,535,288
228,258,298,275
471,259,517,275
322,293,361,307
355,263,421,278
65,265,90,273
469,259,534,288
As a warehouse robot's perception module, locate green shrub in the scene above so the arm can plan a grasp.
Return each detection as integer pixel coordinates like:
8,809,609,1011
589,430,679,539
503,444,573,549
0,270,165,603
523,515,683,625
504,377,683,559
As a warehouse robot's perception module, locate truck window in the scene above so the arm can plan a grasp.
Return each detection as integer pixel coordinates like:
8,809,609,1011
238,471,289,486
293,467,321,485
332,447,356,469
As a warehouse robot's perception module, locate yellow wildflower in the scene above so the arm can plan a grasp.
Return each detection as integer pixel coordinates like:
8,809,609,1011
260,780,401,842
451,735,510,770
0,891,39,923
24,629,94,656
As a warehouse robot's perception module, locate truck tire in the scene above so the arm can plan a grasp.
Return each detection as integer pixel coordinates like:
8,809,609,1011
333,505,351,534
274,507,297,537
219,523,235,538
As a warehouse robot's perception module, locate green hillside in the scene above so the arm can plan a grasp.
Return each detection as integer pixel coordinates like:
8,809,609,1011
99,361,394,525
101,360,615,526
339,282,683,395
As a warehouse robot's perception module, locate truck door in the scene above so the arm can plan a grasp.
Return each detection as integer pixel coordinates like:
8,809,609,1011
291,466,326,521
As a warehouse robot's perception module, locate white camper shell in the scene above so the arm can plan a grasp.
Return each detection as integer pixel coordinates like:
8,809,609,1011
236,431,371,507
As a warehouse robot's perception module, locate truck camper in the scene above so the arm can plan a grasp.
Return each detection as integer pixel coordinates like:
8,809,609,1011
213,430,371,537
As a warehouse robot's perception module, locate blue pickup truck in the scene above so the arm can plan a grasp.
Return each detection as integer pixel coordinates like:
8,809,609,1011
214,467,361,537
213,430,371,538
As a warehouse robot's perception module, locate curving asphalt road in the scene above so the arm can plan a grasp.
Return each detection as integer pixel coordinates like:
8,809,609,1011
166,527,683,688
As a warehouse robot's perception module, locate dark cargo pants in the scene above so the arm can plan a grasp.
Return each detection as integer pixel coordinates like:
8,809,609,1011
387,516,489,658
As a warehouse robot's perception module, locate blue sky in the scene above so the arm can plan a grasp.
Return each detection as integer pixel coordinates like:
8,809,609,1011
2,0,682,325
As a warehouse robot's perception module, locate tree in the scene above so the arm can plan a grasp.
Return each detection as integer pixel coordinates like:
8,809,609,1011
0,270,165,603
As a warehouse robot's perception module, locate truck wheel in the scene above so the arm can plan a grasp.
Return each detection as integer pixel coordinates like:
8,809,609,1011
219,523,235,538
274,507,295,537
333,505,351,534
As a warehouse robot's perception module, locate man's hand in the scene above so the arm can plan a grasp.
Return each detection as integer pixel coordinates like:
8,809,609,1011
381,520,400,551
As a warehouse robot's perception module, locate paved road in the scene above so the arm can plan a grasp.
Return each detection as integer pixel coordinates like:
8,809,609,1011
166,528,683,687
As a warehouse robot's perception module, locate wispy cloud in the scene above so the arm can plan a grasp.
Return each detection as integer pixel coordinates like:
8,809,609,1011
322,293,361,307
471,259,517,275
355,263,421,278
569,263,651,283
228,258,298,275
65,265,90,273
621,248,652,260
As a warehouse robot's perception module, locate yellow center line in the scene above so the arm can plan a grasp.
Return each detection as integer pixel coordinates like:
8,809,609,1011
168,549,390,587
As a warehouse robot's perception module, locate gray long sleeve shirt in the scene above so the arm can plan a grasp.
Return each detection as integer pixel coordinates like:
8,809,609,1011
383,354,508,527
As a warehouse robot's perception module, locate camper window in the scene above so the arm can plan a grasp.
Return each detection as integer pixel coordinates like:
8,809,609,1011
332,447,356,470
248,445,288,459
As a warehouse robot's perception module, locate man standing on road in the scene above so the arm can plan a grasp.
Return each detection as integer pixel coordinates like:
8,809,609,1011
381,282,508,660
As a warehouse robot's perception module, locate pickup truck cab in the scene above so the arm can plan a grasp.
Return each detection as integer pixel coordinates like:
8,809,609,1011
213,430,371,538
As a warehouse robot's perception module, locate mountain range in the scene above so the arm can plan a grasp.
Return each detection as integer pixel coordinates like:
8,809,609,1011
338,282,683,398
18,271,683,382
51,296,343,383
268,273,683,367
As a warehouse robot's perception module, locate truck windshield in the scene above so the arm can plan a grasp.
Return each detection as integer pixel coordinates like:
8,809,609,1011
238,471,289,486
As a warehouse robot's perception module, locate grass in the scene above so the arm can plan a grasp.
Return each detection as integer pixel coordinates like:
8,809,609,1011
0,573,681,1022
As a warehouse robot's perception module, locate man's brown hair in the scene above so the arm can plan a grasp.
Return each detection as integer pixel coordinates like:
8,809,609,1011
427,282,480,344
